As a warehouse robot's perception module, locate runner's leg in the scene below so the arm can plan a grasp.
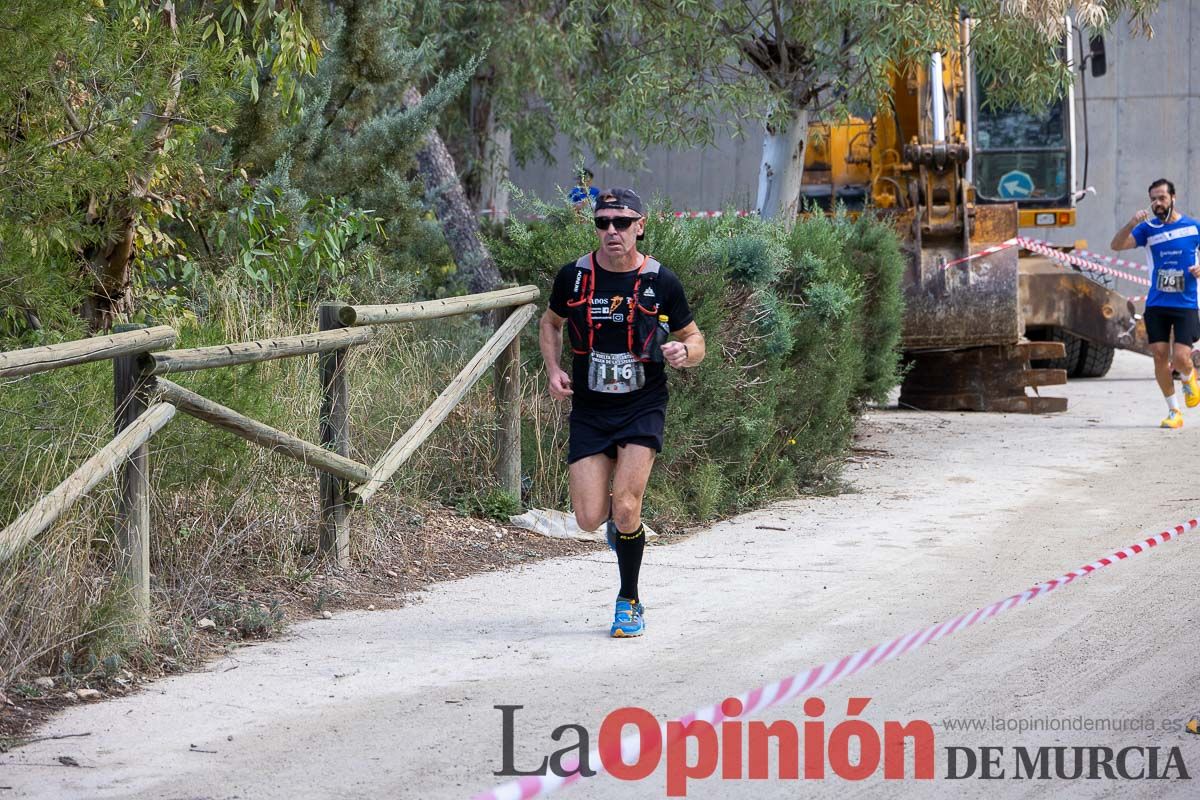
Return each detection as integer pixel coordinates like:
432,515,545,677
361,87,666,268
1151,342,1176,404
1172,341,1195,380
569,453,615,532
611,444,656,602
1173,311,1200,405
611,443,655,535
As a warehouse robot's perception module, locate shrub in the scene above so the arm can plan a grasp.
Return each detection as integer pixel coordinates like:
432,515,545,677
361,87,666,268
209,601,286,639
494,204,906,528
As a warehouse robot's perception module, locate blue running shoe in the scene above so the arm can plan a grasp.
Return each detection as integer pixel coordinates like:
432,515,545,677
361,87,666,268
605,518,618,552
610,598,645,638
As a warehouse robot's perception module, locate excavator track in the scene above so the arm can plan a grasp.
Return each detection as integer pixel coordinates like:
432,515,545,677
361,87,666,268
899,341,1068,413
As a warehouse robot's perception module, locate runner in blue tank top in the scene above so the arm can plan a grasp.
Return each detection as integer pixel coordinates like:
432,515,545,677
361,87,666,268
1111,178,1200,428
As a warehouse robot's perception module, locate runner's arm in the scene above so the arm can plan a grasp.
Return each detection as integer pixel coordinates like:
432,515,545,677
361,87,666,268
539,309,573,397
1111,210,1151,251
662,321,704,369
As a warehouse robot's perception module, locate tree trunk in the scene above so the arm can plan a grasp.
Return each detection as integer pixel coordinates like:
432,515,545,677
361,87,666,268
755,108,809,224
402,86,503,295
478,120,511,222
80,1,182,331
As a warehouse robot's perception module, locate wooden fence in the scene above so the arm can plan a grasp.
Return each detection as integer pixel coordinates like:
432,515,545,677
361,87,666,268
0,286,539,625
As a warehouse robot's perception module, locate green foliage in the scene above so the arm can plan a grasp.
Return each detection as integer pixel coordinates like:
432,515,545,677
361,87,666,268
753,291,797,358
846,215,907,402
199,0,323,112
209,600,286,639
406,1,617,174
418,0,1157,175
494,202,907,527
704,234,788,288
221,187,384,301
213,0,478,306
0,0,477,333
71,586,142,676
456,487,523,522
805,281,855,322
0,364,114,524
0,0,326,331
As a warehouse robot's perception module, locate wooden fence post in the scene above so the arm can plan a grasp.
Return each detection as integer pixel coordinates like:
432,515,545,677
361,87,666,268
318,304,351,566
113,323,152,625
494,308,522,499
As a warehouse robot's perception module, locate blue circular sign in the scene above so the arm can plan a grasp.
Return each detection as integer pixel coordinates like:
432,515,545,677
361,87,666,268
997,170,1035,199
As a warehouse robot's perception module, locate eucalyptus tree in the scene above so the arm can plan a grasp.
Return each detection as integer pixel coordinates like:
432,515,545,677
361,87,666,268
534,0,1159,221
0,0,322,331
406,1,613,218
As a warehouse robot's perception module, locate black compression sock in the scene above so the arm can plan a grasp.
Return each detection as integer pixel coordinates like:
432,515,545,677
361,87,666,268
615,523,645,601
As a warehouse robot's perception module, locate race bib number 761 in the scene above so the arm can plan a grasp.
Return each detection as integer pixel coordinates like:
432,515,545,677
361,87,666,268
1157,268,1186,293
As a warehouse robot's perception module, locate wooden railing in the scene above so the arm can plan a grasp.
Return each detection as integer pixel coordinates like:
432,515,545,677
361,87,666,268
0,287,538,624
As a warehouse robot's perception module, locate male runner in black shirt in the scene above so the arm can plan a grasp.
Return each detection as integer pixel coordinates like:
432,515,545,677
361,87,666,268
540,187,705,637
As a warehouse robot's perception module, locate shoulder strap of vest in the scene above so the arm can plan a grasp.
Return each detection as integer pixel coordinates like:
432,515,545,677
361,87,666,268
642,256,661,278
566,252,595,307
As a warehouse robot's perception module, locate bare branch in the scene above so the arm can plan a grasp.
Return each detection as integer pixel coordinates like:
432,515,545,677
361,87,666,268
49,76,99,156
769,0,788,76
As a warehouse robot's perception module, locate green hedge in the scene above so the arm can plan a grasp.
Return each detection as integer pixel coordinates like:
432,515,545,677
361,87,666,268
494,207,906,527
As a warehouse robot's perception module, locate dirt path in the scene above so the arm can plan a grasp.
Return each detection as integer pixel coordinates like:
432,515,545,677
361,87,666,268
4,350,1199,799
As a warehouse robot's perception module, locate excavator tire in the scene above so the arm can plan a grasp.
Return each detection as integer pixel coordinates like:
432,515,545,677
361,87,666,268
1074,340,1115,378
1029,327,1082,374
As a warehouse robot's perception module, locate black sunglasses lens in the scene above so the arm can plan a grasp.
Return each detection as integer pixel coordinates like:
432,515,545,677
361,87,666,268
594,217,636,231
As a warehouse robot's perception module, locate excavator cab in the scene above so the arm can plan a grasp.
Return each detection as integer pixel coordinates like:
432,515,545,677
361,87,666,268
971,77,1075,224
968,33,1142,383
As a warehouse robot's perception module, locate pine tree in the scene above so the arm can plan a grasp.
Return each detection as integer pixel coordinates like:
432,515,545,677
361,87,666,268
228,0,502,295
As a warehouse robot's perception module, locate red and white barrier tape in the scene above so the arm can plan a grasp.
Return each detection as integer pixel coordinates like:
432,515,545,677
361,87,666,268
939,237,1152,288
939,238,1020,269
671,210,755,218
1018,238,1152,287
1074,248,1151,273
472,515,1199,800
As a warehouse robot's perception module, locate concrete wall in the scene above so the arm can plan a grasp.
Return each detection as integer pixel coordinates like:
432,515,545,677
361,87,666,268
509,124,765,216
1071,2,1194,251
509,4,1193,253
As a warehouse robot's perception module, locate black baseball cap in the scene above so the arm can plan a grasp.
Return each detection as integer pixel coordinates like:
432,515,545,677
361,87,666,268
594,187,644,217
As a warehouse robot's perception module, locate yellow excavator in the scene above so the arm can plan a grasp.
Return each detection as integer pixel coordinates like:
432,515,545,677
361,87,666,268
801,17,1145,412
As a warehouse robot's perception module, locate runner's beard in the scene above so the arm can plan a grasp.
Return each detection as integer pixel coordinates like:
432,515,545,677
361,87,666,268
1154,201,1174,222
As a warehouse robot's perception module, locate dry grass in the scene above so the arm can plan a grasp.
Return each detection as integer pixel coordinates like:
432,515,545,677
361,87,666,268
0,282,567,694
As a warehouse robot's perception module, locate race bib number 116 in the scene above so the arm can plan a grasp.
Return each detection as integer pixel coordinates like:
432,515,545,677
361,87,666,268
588,351,645,394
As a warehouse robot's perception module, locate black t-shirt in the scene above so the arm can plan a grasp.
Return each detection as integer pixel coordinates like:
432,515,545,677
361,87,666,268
549,255,694,411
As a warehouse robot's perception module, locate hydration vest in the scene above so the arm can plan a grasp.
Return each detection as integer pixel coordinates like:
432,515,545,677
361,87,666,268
564,251,663,361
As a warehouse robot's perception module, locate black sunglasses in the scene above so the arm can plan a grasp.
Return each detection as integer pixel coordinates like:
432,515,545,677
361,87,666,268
594,216,640,231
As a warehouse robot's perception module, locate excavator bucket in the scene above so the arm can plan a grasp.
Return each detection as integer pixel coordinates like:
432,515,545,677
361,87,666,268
900,204,1020,350
898,204,1068,412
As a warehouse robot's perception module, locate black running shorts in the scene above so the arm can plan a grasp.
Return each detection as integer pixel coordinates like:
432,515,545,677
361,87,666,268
1144,305,1200,345
568,404,666,464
